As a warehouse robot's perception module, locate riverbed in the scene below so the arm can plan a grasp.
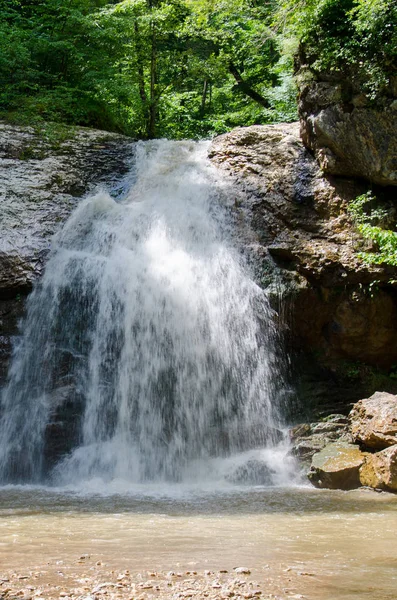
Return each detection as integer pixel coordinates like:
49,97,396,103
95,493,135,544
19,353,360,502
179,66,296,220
0,485,396,600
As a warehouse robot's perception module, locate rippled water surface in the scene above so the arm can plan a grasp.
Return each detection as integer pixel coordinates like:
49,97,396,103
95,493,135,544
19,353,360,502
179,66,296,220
0,486,396,599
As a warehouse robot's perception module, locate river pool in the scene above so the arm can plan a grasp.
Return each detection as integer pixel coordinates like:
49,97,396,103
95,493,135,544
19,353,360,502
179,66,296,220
0,485,396,600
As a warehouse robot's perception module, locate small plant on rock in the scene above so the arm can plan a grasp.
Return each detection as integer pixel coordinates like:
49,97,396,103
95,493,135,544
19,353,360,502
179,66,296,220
349,191,397,268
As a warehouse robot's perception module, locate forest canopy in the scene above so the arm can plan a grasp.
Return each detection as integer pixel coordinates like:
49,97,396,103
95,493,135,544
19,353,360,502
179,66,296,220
0,0,395,139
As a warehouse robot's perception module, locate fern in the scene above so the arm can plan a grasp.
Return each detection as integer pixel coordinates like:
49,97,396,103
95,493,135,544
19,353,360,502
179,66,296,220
349,193,397,268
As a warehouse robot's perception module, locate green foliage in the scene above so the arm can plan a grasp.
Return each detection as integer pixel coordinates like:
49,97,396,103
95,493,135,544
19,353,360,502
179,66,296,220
349,192,397,268
0,0,122,129
0,0,297,138
2,0,394,136
337,359,397,393
276,0,397,98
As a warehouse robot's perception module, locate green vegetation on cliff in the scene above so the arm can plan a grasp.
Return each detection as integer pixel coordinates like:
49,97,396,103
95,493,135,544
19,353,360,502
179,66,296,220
278,0,396,99
349,192,397,267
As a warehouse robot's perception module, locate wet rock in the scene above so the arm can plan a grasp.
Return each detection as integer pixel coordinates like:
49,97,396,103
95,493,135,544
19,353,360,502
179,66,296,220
210,124,397,380
0,122,133,414
226,460,273,486
308,441,367,489
0,122,133,297
292,435,334,463
289,423,311,441
290,415,351,463
359,445,397,492
350,392,397,450
0,296,26,387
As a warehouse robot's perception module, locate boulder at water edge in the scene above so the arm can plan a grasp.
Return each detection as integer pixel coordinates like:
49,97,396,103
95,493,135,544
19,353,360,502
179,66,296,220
308,442,367,490
359,445,397,492
349,392,397,450
290,415,351,464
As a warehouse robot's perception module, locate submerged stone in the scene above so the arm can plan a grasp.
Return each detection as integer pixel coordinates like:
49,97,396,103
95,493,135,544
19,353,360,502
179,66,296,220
226,460,273,486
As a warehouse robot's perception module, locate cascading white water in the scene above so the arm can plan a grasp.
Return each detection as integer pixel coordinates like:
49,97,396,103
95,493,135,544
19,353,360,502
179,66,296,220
0,140,292,488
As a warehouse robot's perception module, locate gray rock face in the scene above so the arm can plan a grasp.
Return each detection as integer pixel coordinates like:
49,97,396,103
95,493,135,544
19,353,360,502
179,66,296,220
301,105,397,186
349,392,397,450
209,124,397,373
0,122,133,387
0,123,133,296
298,76,397,186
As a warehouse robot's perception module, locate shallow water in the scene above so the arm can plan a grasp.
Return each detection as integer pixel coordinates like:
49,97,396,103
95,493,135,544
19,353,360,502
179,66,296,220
0,486,396,599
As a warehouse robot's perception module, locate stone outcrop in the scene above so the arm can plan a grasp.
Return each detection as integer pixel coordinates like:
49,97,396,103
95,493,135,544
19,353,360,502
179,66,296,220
308,441,366,490
297,59,397,187
349,392,397,450
359,445,397,492
0,122,133,387
209,125,397,382
300,91,397,187
0,122,133,296
290,414,351,464
294,393,397,492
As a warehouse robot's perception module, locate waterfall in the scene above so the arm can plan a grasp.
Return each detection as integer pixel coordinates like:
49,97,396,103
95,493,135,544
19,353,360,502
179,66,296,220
0,140,290,487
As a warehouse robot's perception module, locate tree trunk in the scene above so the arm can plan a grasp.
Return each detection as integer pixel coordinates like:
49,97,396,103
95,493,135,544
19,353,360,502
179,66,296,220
229,62,269,108
134,20,147,107
200,79,208,118
145,0,159,139
148,22,157,139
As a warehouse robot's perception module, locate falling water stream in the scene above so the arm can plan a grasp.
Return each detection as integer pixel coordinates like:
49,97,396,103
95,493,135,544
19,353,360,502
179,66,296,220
0,140,396,599
0,140,289,487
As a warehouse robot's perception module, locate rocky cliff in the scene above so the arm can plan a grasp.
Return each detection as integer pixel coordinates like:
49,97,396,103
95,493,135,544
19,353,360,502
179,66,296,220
1,120,396,423
209,123,397,416
296,54,397,187
0,122,133,387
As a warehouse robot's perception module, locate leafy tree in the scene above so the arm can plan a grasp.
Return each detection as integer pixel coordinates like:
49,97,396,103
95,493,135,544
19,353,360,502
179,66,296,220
0,0,297,137
276,0,397,99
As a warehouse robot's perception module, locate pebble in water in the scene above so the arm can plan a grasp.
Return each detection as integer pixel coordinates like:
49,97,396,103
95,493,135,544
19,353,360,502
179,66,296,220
233,568,251,575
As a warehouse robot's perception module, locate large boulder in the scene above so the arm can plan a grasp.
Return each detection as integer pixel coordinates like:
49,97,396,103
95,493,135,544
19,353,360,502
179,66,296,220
301,103,397,187
298,64,397,187
359,445,397,492
308,441,367,490
350,392,397,450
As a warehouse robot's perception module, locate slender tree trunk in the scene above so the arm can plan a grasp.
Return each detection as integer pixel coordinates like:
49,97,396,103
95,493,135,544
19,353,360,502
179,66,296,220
229,62,269,108
134,20,147,106
146,0,158,139
148,23,157,139
200,79,208,118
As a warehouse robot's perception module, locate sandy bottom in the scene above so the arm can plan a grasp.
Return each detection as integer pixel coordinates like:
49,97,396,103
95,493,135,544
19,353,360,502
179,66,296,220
0,485,396,600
